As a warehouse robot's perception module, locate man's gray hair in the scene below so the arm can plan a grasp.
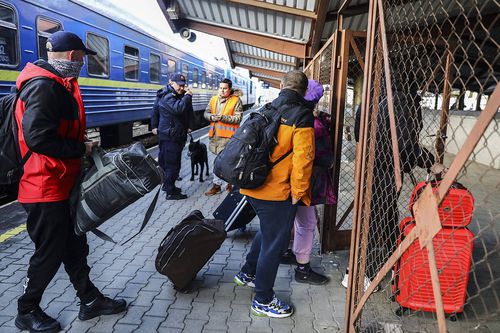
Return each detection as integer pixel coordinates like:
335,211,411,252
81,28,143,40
281,70,308,96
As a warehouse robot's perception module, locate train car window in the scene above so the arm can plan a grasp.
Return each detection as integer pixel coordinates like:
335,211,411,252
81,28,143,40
0,4,19,67
149,53,161,83
192,68,198,87
167,59,176,74
208,72,213,90
250,81,253,94
182,63,188,80
36,17,61,60
201,71,206,89
211,74,216,90
86,33,109,78
124,45,139,80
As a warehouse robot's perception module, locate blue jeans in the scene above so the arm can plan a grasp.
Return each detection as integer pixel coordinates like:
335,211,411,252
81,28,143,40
241,197,297,303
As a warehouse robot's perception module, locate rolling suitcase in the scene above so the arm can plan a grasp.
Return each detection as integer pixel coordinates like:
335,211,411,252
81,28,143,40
155,210,226,291
392,218,474,315
212,188,256,232
409,180,474,227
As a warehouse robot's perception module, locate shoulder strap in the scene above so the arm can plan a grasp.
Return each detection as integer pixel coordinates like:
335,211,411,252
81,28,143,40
270,149,293,168
267,102,293,168
12,77,51,166
90,187,162,244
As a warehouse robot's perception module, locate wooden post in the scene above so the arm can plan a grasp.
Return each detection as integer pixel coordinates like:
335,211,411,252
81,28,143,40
322,29,350,253
345,0,377,329
427,242,447,333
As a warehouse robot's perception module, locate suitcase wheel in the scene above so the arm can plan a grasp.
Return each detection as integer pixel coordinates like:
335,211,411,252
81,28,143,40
395,306,410,317
448,313,459,322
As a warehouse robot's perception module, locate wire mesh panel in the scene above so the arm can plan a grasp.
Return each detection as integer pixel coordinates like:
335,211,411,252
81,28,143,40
337,33,367,234
347,0,499,332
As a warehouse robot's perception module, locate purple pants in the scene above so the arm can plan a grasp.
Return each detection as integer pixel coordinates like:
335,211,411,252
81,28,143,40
292,206,317,264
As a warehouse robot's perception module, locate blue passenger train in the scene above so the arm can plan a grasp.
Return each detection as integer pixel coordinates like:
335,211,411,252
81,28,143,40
0,0,255,146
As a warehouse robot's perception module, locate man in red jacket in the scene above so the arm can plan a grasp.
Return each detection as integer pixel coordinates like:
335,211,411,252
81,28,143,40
14,31,126,333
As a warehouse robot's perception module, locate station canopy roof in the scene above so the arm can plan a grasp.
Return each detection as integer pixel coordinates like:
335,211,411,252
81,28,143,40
156,0,370,88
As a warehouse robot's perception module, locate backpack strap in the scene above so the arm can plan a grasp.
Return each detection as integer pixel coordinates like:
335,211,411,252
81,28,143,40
14,77,55,165
270,149,293,168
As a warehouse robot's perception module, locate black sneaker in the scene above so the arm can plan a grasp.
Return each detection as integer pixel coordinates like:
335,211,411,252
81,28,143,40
15,307,61,333
280,249,297,265
294,266,330,285
78,295,127,321
166,193,188,200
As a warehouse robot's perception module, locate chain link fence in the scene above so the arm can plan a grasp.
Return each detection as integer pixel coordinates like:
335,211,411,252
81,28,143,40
346,0,499,332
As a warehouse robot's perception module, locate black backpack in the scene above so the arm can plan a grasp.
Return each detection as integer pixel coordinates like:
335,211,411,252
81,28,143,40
0,78,46,185
213,103,292,189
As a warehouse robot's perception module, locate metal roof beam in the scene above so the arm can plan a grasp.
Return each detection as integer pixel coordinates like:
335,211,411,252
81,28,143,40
252,74,281,89
234,63,286,79
232,52,297,67
224,39,235,68
184,20,307,58
156,0,180,32
227,0,317,19
326,3,370,21
309,0,330,56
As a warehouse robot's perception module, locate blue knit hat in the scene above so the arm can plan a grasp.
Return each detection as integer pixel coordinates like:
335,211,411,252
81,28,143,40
304,79,324,104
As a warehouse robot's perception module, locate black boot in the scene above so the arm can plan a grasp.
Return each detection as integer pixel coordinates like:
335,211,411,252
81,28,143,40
280,249,297,265
78,295,127,321
166,193,187,200
294,263,330,285
15,307,61,333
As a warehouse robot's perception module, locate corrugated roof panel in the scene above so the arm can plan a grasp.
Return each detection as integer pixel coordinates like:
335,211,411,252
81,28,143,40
233,56,295,72
228,41,297,64
250,71,283,81
177,0,312,43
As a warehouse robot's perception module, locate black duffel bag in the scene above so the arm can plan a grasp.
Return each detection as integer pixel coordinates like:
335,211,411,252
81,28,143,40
74,142,162,243
155,210,226,291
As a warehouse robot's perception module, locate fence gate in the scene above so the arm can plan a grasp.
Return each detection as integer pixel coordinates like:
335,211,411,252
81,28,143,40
345,0,499,332
304,30,367,253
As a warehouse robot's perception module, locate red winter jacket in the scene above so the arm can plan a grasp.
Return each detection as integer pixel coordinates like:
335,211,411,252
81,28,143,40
15,60,86,203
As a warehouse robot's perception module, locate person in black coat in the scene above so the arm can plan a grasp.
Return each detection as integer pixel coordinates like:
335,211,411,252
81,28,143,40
151,73,194,200
349,80,434,290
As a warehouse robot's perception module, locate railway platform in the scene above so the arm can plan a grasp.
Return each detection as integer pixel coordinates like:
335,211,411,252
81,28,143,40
0,138,347,333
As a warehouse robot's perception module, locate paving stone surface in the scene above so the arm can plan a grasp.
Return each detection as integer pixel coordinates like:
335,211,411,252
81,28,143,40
0,139,350,332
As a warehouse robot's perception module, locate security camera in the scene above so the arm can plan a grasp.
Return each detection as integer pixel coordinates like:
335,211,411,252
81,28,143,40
179,28,196,42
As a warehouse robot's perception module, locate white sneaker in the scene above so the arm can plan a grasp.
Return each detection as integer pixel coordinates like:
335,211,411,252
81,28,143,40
341,268,379,292
341,269,349,288
363,276,379,293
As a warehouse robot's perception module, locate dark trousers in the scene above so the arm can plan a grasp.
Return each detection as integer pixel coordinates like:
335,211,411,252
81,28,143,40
365,175,399,280
158,140,184,194
18,201,100,314
241,197,297,303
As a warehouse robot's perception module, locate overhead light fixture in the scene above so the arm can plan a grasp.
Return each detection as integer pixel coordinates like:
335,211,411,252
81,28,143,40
179,27,197,42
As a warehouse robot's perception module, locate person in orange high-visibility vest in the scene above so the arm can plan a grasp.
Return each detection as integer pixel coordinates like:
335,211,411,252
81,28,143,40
204,78,243,196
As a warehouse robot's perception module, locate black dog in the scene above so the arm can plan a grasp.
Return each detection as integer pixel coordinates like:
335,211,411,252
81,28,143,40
188,135,209,182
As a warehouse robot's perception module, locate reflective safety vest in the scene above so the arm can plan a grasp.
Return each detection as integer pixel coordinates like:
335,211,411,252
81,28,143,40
208,95,240,138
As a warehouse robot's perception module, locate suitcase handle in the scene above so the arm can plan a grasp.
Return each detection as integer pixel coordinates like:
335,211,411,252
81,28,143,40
90,147,106,170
